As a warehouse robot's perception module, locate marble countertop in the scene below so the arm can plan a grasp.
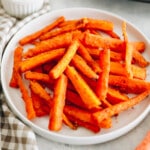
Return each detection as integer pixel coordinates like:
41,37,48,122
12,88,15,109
36,0,150,149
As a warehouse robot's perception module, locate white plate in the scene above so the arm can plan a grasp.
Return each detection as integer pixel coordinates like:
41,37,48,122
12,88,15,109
1,8,150,145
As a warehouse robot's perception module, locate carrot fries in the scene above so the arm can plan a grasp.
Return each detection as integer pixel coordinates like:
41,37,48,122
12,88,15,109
9,16,150,133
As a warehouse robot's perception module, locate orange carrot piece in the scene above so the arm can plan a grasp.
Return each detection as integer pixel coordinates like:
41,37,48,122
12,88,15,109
93,90,150,125
131,65,146,80
17,73,36,120
49,74,68,131
31,90,50,117
9,46,23,88
122,21,128,42
71,54,99,79
109,75,150,94
133,50,149,67
64,105,93,124
98,117,112,129
78,42,101,73
110,61,146,80
49,40,79,79
131,41,145,53
64,105,101,133
62,114,77,130
24,71,51,83
87,47,123,61
68,116,100,133
85,18,114,31
107,87,129,104
29,80,52,105
58,20,78,28
19,16,65,45
40,19,85,40
96,48,111,107
135,131,150,150
65,66,101,109
24,71,54,84
20,48,65,72
124,40,133,78
66,90,101,111
104,30,120,39
23,32,72,58
83,32,125,51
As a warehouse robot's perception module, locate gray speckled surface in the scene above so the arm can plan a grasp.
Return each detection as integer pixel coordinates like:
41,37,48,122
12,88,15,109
36,0,150,149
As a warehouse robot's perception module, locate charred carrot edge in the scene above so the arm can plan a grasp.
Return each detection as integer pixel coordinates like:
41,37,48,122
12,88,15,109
20,48,65,72
49,74,68,131
19,16,65,45
93,90,150,125
9,46,23,88
65,66,101,109
49,40,79,79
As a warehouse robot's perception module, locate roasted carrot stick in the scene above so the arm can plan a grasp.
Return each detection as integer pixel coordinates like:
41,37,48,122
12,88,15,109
78,42,101,73
23,32,73,58
133,50,149,67
83,32,125,51
19,16,65,45
20,48,65,72
109,75,150,94
17,73,36,120
107,87,129,104
85,18,114,31
49,40,79,79
67,116,100,133
31,90,50,117
71,54,99,79
62,114,77,130
65,66,101,109
40,19,85,40
64,105,94,124
130,41,145,53
93,90,150,125
96,48,111,107
24,71,51,83
87,47,123,61
49,74,68,131
29,80,52,105
9,46,23,88
110,61,146,80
